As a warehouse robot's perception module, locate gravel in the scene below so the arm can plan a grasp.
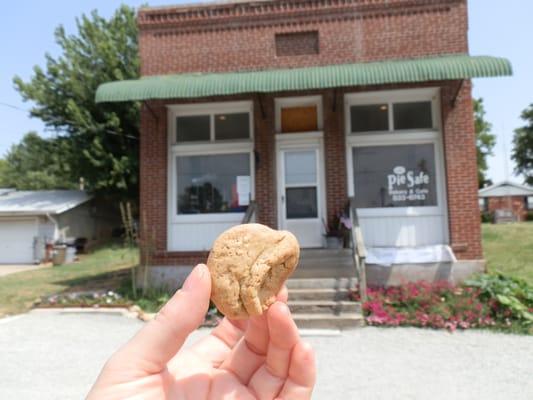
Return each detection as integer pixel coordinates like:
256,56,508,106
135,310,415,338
0,310,531,399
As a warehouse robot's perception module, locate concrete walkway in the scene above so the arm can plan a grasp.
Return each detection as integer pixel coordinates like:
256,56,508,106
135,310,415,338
0,263,50,277
0,310,532,400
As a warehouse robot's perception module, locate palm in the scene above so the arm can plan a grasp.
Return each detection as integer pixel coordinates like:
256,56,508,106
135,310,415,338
88,265,315,400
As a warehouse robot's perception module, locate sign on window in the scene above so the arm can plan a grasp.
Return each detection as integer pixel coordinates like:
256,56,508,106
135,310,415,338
352,144,437,208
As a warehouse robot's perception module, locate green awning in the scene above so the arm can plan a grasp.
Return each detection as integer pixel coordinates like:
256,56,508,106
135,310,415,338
95,54,512,103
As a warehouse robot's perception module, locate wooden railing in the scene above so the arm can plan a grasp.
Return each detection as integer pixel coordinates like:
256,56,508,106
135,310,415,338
349,197,368,302
241,200,258,224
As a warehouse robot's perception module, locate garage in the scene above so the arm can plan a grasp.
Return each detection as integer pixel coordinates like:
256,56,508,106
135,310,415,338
0,218,38,264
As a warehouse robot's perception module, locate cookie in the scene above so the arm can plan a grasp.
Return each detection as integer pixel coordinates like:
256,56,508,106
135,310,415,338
207,223,300,319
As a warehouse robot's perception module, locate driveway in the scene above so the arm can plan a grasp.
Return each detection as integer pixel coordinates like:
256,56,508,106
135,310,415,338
0,264,50,277
0,310,532,400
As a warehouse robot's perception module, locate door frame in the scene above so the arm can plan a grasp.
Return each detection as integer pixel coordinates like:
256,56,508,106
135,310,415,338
275,131,327,244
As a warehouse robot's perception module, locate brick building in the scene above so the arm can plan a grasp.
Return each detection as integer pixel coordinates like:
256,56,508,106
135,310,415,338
97,0,511,286
479,181,533,222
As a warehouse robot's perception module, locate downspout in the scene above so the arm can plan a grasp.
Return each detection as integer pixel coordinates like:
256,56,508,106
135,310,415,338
45,213,59,241
44,213,59,263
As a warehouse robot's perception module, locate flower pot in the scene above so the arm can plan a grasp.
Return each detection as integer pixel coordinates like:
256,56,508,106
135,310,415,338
324,236,342,249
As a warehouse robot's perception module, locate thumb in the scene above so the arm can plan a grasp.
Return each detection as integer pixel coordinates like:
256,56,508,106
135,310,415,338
118,264,211,373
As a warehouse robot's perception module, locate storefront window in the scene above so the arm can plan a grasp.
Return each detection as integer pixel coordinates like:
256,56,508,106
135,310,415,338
176,115,210,142
176,153,250,214
393,101,433,130
176,112,250,143
352,144,437,208
350,104,389,132
214,113,250,140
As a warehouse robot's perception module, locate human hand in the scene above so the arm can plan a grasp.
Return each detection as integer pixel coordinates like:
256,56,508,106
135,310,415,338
87,264,316,399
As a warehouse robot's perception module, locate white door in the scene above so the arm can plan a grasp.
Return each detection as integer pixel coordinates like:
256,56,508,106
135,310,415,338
0,219,37,264
278,146,325,248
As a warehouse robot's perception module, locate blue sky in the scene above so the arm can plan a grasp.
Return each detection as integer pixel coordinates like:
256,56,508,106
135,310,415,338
0,0,530,184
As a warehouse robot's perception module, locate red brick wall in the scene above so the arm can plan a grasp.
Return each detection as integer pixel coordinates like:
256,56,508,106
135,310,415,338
138,0,468,76
487,196,529,222
137,0,482,265
440,80,483,259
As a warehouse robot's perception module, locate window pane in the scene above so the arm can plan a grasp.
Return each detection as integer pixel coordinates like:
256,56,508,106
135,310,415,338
352,144,437,208
284,150,317,185
393,101,433,130
176,115,210,142
281,106,318,133
177,153,250,214
215,113,250,140
286,187,317,219
350,104,389,133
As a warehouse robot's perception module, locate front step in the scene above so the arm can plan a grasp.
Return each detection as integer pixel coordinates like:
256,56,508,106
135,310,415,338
289,288,351,301
293,313,365,329
286,277,364,330
289,300,361,314
286,277,357,290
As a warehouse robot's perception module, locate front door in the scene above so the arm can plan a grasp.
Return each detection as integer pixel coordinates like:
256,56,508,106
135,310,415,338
278,143,325,248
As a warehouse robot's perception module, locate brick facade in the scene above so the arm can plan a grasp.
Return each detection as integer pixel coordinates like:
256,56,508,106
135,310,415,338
486,196,530,222
138,0,484,266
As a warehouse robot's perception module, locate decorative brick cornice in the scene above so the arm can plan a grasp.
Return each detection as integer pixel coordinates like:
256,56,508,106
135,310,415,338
138,0,463,35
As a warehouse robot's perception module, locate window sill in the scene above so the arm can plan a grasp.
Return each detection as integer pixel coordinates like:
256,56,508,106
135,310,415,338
171,213,245,224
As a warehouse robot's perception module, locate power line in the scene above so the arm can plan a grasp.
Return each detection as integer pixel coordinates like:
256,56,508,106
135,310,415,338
0,100,138,140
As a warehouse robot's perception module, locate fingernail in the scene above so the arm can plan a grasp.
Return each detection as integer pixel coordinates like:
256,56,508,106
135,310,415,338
182,264,207,292
279,302,291,315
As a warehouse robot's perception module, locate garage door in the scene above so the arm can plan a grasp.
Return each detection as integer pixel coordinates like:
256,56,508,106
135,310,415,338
0,219,37,264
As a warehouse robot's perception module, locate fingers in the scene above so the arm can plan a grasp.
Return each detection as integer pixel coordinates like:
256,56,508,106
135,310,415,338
248,302,300,399
114,264,211,374
278,341,316,399
218,287,289,383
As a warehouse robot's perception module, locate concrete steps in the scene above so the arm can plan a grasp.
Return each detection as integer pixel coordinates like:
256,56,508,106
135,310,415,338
287,277,364,330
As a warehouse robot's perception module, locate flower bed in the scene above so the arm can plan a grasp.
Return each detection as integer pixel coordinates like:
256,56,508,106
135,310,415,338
352,274,533,334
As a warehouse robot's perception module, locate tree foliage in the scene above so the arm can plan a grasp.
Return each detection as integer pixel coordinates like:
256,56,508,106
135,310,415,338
13,5,139,199
474,98,496,188
512,104,533,186
0,132,76,190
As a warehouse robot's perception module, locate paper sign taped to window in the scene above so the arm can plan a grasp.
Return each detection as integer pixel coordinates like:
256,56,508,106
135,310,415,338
237,176,251,206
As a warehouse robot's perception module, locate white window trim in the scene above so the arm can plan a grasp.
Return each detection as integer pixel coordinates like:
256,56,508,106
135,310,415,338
274,95,323,134
167,101,255,228
345,87,441,135
344,88,449,244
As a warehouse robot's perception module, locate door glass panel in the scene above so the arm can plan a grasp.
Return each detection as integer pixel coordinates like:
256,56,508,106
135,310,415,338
284,150,317,185
286,187,318,219
352,144,437,208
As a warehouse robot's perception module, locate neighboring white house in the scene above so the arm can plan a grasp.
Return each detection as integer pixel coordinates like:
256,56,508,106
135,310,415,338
478,181,533,222
0,189,104,264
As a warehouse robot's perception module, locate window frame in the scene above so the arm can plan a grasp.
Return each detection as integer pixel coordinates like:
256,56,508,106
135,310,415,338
344,88,448,220
167,101,255,224
346,88,440,135
170,101,254,144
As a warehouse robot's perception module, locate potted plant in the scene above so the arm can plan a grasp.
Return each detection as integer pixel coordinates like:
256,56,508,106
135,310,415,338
323,211,352,249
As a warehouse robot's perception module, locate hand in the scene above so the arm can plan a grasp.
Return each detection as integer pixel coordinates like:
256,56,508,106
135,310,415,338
87,264,316,399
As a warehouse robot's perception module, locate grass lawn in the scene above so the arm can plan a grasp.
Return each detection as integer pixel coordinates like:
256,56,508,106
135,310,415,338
0,245,138,317
482,222,533,285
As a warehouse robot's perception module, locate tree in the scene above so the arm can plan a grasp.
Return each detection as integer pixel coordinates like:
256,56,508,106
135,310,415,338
13,5,139,199
512,104,533,186
474,98,496,188
0,132,76,190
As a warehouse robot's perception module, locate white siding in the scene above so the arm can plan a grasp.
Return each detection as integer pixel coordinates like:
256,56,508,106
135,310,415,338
168,220,241,251
359,215,446,247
